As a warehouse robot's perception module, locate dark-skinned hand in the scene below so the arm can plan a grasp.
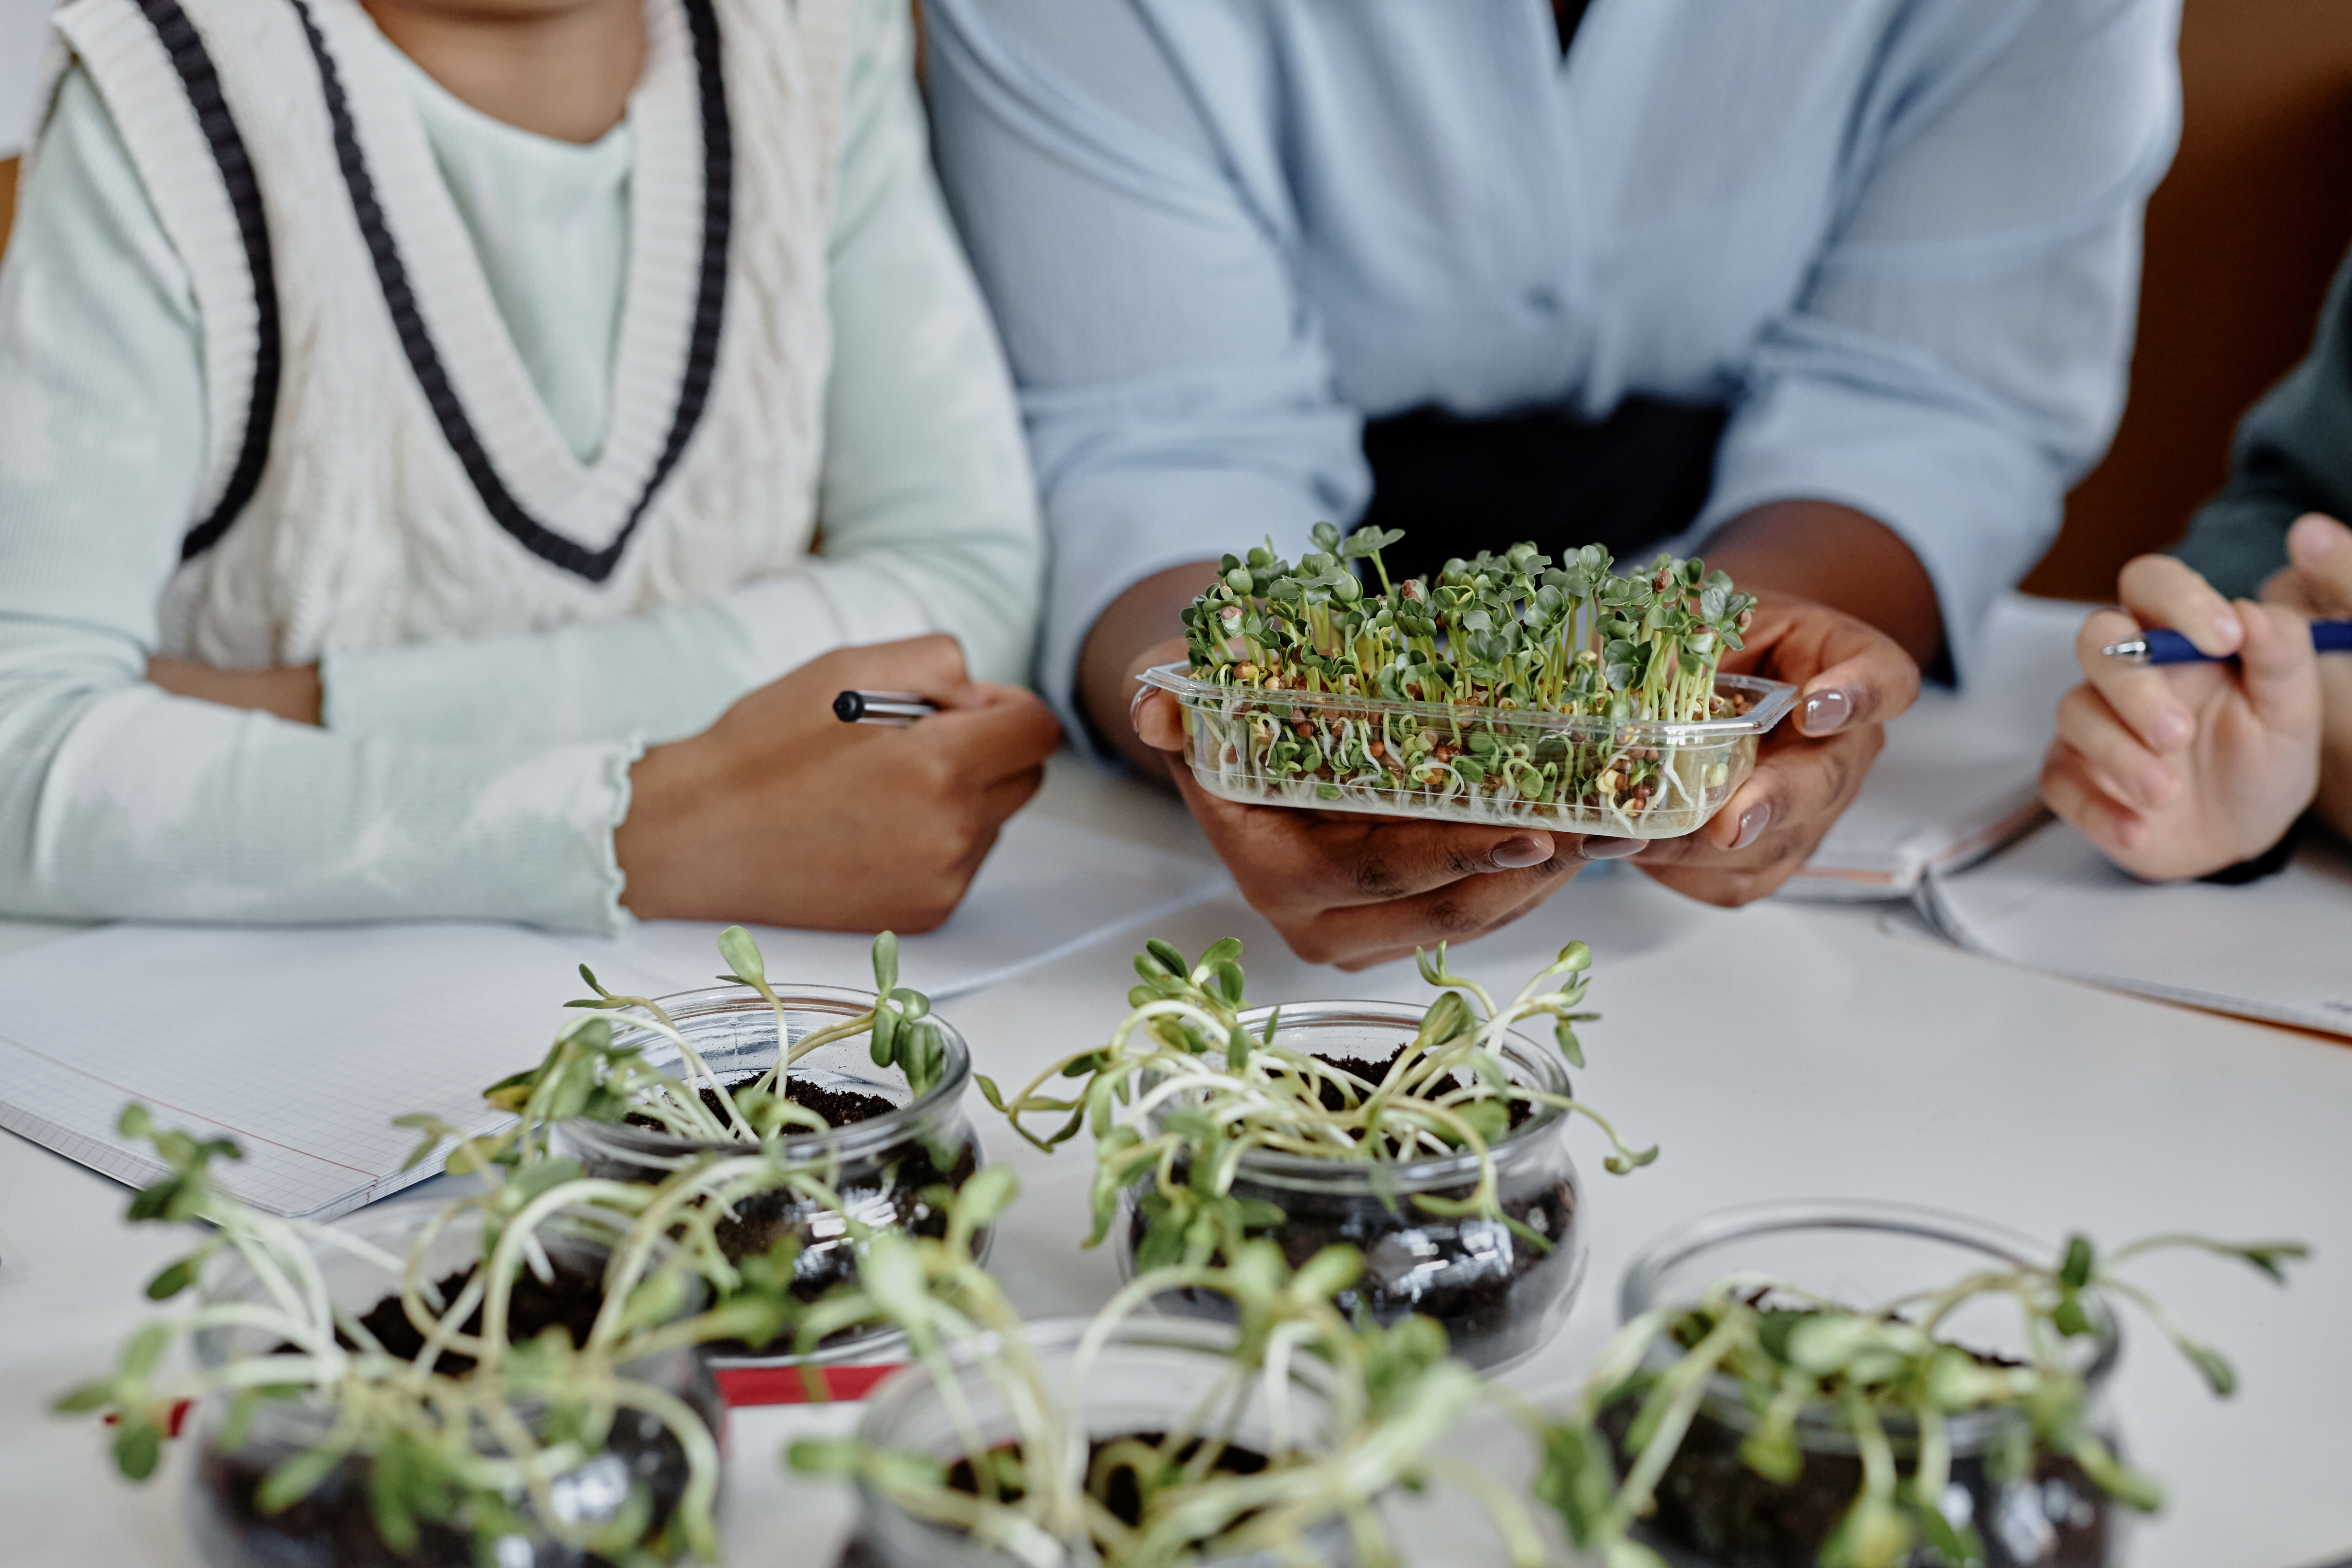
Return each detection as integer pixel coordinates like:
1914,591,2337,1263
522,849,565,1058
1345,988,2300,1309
1587,590,1919,905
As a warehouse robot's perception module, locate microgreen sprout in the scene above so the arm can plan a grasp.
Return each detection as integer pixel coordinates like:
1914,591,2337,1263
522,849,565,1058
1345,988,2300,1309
1540,1230,2308,1568
789,1172,1561,1568
473,927,946,1162
1172,525,1764,832
60,1104,831,1563
975,936,1656,1278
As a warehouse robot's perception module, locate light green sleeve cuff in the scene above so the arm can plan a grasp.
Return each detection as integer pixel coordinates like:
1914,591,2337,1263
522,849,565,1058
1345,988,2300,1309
0,623,640,933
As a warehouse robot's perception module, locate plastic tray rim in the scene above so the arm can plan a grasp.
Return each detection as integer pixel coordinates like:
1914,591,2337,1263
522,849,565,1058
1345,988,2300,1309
1140,662,1799,742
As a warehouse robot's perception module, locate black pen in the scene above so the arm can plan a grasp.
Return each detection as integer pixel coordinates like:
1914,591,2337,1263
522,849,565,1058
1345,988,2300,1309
833,690,939,727
2103,620,2352,665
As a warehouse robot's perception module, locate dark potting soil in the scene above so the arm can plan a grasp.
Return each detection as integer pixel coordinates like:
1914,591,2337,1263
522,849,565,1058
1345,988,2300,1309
943,1433,1274,1531
622,1072,895,1135
1296,1045,1536,1136
1140,1046,1574,1371
594,1072,981,1352
1599,1315,2112,1568
341,1261,607,1377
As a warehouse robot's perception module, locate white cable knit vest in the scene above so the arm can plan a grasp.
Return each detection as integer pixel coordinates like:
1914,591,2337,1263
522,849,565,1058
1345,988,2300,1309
49,0,849,666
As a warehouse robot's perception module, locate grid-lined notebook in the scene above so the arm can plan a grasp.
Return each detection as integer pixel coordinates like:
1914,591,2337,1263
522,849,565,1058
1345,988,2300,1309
0,814,1228,1219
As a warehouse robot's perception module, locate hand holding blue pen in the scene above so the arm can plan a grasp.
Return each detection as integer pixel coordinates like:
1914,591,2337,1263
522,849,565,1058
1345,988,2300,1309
2045,516,2352,885
2103,619,2352,665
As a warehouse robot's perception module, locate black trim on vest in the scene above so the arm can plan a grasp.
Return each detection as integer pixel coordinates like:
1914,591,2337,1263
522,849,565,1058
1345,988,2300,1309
136,0,284,562
286,0,734,584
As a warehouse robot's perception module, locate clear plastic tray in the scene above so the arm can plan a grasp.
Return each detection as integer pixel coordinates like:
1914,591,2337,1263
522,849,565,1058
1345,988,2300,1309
1141,663,1798,838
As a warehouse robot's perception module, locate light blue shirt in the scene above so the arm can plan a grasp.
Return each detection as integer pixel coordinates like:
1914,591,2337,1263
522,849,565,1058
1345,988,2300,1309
923,0,2182,738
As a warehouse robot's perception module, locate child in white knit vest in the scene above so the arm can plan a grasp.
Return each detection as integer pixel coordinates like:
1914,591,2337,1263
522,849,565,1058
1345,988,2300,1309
0,0,1059,933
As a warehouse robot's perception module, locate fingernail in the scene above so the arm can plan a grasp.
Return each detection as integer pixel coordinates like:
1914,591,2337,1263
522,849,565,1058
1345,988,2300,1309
2288,512,2343,567
2211,607,2242,648
2153,708,2193,749
1489,836,1552,870
1577,836,1645,861
1802,688,1851,735
1730,802,1771,851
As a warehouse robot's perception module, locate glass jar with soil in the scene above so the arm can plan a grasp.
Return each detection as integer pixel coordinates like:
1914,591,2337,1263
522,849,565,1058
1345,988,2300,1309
555,983,988,1368
1611,1200,2126,1568
186,1200,722,1568
838,1316,1356,1568
1118,1001,1586,1372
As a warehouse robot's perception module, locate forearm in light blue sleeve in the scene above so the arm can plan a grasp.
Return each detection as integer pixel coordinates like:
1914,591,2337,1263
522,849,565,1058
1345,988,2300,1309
1695,0,2179,680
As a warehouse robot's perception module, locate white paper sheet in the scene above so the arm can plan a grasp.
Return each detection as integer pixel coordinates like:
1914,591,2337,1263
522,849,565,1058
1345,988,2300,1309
1783,594,2086,900
0,812,1229,1218
1917,818,2352,1037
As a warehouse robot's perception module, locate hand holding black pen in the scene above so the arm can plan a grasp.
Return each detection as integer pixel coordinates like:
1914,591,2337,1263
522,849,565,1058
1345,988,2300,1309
833,690,941,727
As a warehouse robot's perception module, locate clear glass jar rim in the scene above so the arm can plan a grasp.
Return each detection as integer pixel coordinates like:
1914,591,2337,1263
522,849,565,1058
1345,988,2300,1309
853,1316,1351,1567
1142,661,1799,741
567,983,974,1163
1617,1199,2121,1451
857,1314,1344,1446
1132,1000,1573,1192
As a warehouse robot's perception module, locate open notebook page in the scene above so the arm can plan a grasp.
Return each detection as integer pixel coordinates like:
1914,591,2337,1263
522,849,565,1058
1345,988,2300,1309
0,812,1228,1218
1917,818,2352,1037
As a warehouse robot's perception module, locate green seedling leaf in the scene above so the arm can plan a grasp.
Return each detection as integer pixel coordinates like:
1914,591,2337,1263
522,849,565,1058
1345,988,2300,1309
1532,1423,1616,1543
958,1165,1019,1225
718,924,768,988
2235,1241,2310,1283
121,1321,173,1383
1785,1314,1873,1376
1910,1494,1983,1567
1290,1244,1364,1305
869,1003,898,1068
111,1421,162,1481
1553,1017,1586,1069
2059,1234,2095,1291
144,1259,196,1301
256,1443,344,1513
621,1269,691,1335
2181,1339,2236,1397
504,1156,584,1208
53,1380,115,1414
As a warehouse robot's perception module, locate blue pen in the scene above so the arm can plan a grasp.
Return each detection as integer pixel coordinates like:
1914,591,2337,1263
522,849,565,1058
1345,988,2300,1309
2103,619,2352,665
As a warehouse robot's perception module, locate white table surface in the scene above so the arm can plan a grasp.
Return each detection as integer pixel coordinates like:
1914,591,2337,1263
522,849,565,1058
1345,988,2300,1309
1,756,2346,1568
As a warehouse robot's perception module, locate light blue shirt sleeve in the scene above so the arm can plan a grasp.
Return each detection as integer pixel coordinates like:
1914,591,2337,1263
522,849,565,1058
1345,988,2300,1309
923,0,2179,732
1683,0,2182,680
